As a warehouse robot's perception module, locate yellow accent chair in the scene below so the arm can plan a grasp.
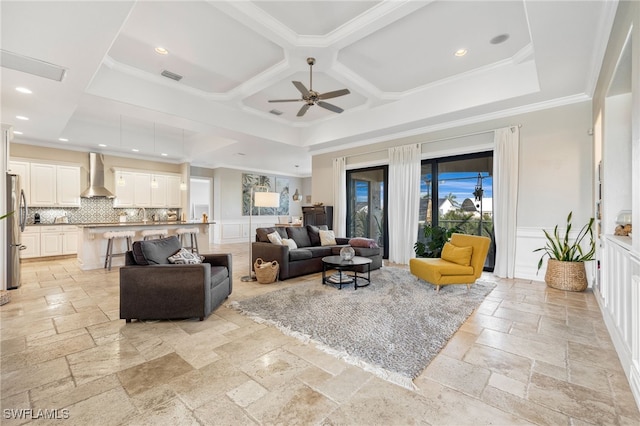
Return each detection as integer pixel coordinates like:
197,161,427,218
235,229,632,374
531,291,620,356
409,233,491,291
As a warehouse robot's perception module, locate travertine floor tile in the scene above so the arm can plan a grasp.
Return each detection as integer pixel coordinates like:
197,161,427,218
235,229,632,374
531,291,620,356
1,247,638,425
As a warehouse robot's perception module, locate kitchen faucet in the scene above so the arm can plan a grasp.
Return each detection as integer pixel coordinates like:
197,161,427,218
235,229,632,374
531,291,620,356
139,207,147,222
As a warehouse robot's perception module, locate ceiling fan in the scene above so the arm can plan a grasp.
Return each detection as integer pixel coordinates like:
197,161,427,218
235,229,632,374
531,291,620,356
268,57,350,117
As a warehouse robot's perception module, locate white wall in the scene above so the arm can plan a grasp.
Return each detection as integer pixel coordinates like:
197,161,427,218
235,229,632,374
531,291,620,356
311,101,593,281
210,167,306,243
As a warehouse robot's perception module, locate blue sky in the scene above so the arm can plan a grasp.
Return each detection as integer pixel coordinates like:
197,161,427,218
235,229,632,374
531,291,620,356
355,172,492,203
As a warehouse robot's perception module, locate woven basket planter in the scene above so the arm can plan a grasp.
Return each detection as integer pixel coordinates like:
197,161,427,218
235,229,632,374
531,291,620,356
254,258,279,284
544,259,588,292
0,290,10,306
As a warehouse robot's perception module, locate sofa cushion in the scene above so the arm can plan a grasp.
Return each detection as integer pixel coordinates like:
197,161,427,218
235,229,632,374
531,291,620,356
282,238,298,249
168,247,203,264
289,248,312,261
441,242,473,266
210,266,229,286
307,225,328,246
267,231,283,245
287,226,312,248
349,237,379,248
319,230,337,246
306,246,334,258
132,236,182,265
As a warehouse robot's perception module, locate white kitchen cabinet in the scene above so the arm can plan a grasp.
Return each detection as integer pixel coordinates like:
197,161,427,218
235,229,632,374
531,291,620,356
167,175,181,207
30,163,57,206
113,171,135,207
134,173,151,207
40,226,64,256
56,166,81,207
62,226,78,255
29,162,81,207
8,161,30,204
20,227,40,259
151,174,167,207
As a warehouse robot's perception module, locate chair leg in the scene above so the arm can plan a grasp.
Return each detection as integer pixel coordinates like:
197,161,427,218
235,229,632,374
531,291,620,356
435,285,440,292
466,284,471,290
192,233,199,254
104,238,112,270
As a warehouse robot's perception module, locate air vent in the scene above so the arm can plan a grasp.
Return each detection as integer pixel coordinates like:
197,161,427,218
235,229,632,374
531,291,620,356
161,70,183,81
269,109,283,116
1,49,66,81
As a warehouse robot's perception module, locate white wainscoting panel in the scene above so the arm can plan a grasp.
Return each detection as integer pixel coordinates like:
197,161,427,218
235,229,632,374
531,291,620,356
215,219,280,244
596,235,639,410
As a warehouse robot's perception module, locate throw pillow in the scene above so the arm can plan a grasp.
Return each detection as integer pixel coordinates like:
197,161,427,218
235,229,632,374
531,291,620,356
349,237,379,249
168,248,203,264
441,242,473,266
319,230,337,246
282,238,298,250
267,231,283,245
307,224,329,246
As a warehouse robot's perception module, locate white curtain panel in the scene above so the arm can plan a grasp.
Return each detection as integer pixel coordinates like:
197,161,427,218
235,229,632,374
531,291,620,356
333,157,347,236
493,126,520,278
388,144,421,264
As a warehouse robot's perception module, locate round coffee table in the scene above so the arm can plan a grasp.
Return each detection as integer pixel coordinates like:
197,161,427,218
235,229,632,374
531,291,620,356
321,255,372,290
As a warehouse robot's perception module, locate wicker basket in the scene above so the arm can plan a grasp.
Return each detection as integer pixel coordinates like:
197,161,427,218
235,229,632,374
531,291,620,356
0,290,11,306
544,259,588,292
254,258,279,284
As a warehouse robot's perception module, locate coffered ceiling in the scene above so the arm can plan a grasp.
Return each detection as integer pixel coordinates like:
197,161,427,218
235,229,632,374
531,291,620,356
0,1,617,176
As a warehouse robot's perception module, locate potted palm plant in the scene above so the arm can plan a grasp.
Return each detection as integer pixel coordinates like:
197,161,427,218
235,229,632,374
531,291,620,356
534,211,595,291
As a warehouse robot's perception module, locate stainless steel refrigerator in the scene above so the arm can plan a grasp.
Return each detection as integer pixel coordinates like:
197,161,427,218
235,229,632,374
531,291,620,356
6,173,28,289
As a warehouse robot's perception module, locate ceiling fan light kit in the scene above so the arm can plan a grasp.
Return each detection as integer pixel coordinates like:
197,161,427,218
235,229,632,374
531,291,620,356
268,57,350,117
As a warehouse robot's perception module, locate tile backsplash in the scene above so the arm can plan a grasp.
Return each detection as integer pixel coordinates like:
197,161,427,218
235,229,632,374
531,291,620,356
27,198,180,225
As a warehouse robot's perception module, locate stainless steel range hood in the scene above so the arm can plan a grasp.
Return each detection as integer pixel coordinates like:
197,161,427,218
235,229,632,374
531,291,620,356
80,153,115,198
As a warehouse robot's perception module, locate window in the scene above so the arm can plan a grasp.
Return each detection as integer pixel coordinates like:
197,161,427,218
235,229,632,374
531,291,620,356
346,166,388,258
419,151,494,270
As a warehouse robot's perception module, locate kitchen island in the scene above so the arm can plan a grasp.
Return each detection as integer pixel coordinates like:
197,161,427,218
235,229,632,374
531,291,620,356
76,221,213,270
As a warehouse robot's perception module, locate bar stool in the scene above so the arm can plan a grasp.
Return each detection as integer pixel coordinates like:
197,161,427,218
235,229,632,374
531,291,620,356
141,229,168,240
103,231,135,271
175,228,199,254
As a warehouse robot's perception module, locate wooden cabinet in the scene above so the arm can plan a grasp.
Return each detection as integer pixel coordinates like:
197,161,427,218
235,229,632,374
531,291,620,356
28,162,81,207
114,169,181,208
30,163,57,206
8,161,30,204
56,166,81,206
151,174,167,207
20,227,40,259
113,171,135,207
40,226,64,257
166,175,181,207
22,225,78,258
302,206,333,229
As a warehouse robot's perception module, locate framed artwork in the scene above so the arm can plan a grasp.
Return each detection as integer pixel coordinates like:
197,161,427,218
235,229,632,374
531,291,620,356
242,173,290,216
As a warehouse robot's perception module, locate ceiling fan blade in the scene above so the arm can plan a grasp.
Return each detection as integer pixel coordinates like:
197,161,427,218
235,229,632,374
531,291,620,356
297,104,311,117
292,81,310,97
268,99,303,103
318,89,350,100
317,101,344,114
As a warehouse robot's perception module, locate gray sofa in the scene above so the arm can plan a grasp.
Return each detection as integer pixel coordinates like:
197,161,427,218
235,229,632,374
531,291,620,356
252,225,382,280
120,236,232,322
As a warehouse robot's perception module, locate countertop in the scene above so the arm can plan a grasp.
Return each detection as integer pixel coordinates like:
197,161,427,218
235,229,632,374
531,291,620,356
28,221,215,228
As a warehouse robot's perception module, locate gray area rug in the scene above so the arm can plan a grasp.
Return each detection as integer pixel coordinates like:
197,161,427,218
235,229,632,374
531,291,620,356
229,266,496,389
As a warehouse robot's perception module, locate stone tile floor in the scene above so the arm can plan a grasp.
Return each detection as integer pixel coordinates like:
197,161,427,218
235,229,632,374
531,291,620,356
1,242,639,425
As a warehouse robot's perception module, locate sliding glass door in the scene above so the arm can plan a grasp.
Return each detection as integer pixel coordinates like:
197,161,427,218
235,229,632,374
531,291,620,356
419,151,495,270
346,166,388,258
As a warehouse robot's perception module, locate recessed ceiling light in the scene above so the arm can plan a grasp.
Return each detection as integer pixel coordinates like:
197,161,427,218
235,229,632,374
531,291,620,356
13,131,23,135
58,137,68,142
132,148,139,152
16,87,32,94
98,144,107,147
454,48,468,57
155,47,169,55
490,34,510,45
16,115,29,120
161,153,168,157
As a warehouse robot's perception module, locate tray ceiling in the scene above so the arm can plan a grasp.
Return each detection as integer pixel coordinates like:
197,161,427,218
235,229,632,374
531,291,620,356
0,1,616,176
